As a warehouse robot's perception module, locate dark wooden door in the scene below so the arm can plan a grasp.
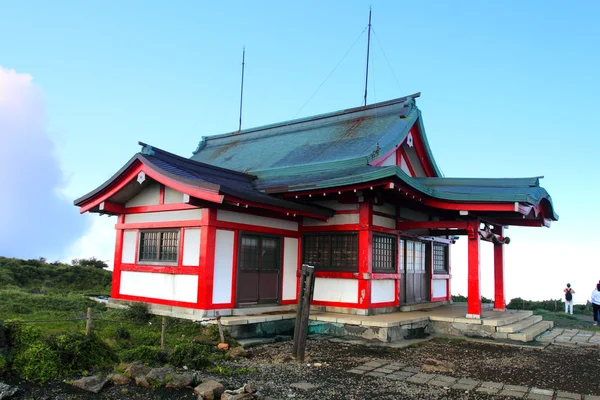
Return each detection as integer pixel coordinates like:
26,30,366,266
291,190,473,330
237,235,281,306
402,240,430,304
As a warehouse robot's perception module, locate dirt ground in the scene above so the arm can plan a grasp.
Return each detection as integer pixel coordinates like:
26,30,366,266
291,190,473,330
8,336,600,400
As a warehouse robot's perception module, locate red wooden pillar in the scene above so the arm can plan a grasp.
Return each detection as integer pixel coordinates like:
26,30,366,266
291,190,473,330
492,225,506,311
198,208,217,309
111,214,125,299
358,200,372,309
467,219,481,318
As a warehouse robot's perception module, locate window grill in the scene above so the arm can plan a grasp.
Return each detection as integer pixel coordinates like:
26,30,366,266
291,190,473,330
406,240,415,271
399,239,405,272
240,236,260,270
433,244,448,272
303,233,358,271
139,230,179,262
240,235,281,270
415,241,426,271
373,233,396,272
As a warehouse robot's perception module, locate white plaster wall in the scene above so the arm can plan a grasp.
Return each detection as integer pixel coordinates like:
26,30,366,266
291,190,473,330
313,278,358,303
373,203,396,216
303,213,359,227
379,151,396,166
164,186,185,204
212,229,235,304
432,280,448,299
182,228,201,266
126,182,160,207
399,155,413,177
217,210,298,231
121,231,137,264
373,215,395,229
371,280,396,303
282,238,298,301
120,271,198,303
124,209,202,223
312,200,359,211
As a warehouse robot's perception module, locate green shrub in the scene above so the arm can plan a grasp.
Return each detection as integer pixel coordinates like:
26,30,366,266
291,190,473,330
168,341,214,369
51,332,117,373
115,326,131,340
11,341,61,383
119,345,163,366
122,303,151,323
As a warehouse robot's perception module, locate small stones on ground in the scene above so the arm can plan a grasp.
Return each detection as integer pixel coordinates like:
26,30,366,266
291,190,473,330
289,382,319,391
221,393,254,400
422,358,454,373
194,380,225,400
71,376,110,394
363,360,387,368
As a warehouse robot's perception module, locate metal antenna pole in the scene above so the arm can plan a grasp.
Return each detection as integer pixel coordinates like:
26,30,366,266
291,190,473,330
238,46,246,132
363,7,372,107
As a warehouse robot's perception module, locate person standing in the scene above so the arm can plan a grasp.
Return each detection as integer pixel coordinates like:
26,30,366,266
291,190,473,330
591,283,600,326
564,283,575,315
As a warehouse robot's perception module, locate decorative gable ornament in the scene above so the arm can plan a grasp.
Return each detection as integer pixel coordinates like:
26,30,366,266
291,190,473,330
406,132,414,147
137,171,146,184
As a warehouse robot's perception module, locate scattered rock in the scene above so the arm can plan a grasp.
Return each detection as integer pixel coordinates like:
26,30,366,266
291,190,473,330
422,358,454,373
290,382,319,391
218,343,230,351
194,380,224,400
135,376,149,388
72,376,110,393
228,346,248,358
221,393,254,400
124,361,152,378
0,382,19,399
244,383,257,393
165,372,195,388
313,363,322,367
146,366,175,385
108,373,130,385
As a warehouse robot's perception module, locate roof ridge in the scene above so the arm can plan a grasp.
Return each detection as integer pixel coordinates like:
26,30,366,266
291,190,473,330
253,157,370,178
193,93,421,153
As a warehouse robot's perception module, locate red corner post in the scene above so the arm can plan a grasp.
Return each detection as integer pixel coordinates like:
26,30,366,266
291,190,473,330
358,199,372,309
492,225,506,311
467,219,481,318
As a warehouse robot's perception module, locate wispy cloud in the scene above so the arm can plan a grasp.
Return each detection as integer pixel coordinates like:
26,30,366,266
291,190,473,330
0,67,86,260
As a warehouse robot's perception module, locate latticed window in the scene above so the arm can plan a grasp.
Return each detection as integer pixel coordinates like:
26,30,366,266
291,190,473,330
433,244,448,272
139,230,179,262
404,240,426,271
303,233,358,271
398,239,405,272
373,233,397,272
414,241,426,271
406,240,415,271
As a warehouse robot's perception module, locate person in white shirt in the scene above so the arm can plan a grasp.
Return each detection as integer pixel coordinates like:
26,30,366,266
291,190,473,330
591,283,600,326
564,283,575,315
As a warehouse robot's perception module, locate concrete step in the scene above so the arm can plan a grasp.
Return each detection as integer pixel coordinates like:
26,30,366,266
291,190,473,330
508,321,554,342
482,310,533,327
497,315,543,333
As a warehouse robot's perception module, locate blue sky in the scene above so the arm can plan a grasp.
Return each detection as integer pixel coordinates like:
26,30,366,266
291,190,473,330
1,1,599,302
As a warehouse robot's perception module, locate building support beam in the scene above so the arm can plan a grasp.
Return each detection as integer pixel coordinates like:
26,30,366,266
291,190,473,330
466,219,482,318
357,200,373,309
493,225,506,311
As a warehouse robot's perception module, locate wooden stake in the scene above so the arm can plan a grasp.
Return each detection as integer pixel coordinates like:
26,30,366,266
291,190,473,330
85,307,92,336
161,316,166,350
297,266,315,362
215,311,229,350
292,264,308,358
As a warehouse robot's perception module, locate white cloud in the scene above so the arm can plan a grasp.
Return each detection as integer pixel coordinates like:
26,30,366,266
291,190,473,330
66,215,116,269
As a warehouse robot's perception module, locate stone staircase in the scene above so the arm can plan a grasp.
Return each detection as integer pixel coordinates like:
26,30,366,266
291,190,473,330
429,310,554,342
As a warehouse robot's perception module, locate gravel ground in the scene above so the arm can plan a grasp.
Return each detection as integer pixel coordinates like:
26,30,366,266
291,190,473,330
7,336,600,399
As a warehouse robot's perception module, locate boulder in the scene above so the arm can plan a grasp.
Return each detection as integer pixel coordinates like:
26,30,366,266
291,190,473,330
135,376,149,388
72,376,110,393
227,347,248,358
165,372,195,388
244,383,257,393
422,358,453,373
146,366,175,385
124,361,152,378
194,380,224,400
0,382,19,399
108,373,130,385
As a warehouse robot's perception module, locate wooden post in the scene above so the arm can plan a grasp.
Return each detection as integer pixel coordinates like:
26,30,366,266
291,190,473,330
297,266,315,363
85,307,92,335
467,220,482,319
292,264,308,358
492,225,506,311
161,317,166,350
216,311,229,350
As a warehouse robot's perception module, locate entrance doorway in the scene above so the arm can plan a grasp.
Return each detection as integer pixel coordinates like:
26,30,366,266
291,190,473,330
236,234,282,306
400,239,430,304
